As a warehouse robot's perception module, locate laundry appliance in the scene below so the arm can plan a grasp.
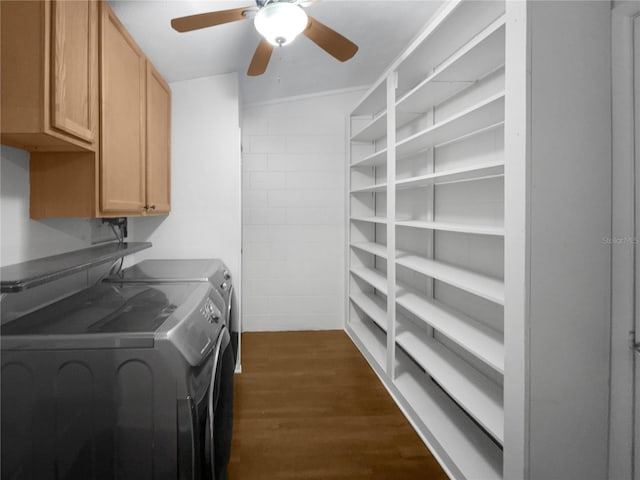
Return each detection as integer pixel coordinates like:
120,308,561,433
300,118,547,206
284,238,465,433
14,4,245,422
1,281,233,480
105,259,239,367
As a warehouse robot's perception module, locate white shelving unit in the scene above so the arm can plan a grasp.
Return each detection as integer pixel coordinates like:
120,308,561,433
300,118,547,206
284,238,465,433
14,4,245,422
395,220,505,236
395,312,504,443
350,267,388,294
396,284,504,373
395,158,505,190
350,242,388,259
396,254,505,305
395,92,505,158
347,1,507,478
350,183,387,194
348,2,613,479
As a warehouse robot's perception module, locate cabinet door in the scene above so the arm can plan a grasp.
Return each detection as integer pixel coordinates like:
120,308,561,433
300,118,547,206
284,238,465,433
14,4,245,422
145,62,171,214
100,4,145,214
50,0,98,144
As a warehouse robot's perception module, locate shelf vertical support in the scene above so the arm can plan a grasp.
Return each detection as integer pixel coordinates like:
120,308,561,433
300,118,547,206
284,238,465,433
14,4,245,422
386,71,398,378
426,105,436,339
345,111,353,330
504,1,529,478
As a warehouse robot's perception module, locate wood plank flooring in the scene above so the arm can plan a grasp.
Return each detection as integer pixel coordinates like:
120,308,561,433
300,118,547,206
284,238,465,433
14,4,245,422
228,330,448,480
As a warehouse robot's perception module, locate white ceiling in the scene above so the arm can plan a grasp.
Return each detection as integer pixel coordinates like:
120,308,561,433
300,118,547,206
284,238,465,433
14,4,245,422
110,0,445,105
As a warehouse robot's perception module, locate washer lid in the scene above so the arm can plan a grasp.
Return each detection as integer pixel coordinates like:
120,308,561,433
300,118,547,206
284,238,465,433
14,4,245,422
0,282,213,355
107,259,225,284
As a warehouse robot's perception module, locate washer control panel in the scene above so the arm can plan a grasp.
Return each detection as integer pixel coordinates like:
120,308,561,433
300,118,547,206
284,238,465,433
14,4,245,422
200,297,221,325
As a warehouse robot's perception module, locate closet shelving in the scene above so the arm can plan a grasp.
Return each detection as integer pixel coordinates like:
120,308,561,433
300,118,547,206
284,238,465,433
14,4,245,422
395,284,504,373
347,1,506,478
395,311,504,443
394,158,504,190
396,254,505,305
395,92,505,158
350,183,387,194
395,16,506,121
350,148,387,168
350,291,386,330
351,110,420,143
349,216,387,224
394,220,504,236
349,267,388,297
350,242,388,258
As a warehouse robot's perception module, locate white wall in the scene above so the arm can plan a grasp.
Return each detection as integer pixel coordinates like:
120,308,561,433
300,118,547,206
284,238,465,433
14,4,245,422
504,2,612,479
0,145,112,267
130,73,242,291
609,3,640,480
241,89,364,331
0,145,116,322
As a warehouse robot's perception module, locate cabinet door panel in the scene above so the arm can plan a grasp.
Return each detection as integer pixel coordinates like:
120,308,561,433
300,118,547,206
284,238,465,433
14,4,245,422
100,5,145,214
50,0,97,144
146,63,171,214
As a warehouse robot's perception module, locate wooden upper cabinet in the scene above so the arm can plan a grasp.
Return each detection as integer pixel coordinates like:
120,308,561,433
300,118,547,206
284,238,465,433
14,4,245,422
99,3,146,214
25,1,171,219
0,0,98,151
50,0,98,144
145,62,172,215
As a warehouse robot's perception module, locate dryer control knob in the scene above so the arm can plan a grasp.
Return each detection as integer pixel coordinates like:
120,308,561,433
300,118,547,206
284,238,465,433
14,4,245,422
223,270,231,280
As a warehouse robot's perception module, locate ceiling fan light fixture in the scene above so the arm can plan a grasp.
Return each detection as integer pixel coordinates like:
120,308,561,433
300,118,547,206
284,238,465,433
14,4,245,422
254,3,308,47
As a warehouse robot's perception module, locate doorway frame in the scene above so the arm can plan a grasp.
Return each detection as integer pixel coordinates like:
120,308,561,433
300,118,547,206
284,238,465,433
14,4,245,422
610,3,640,480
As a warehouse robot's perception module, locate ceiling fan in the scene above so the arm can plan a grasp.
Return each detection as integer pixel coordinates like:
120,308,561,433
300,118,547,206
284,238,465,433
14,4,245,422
171,0,359,76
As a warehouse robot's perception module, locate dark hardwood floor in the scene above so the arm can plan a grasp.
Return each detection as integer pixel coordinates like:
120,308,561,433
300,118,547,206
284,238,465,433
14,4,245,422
228,330,448,480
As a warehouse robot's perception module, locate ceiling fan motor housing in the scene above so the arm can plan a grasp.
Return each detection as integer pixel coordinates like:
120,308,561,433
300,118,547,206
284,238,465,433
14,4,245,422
254,2,309,46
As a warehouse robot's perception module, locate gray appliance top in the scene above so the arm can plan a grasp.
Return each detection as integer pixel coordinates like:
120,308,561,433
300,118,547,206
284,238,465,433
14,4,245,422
1,282,222,366
0,242,152,293
106,259,226,284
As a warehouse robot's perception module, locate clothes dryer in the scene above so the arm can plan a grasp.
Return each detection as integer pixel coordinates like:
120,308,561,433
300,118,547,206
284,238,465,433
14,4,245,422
105,259,239,367
1,281,233,480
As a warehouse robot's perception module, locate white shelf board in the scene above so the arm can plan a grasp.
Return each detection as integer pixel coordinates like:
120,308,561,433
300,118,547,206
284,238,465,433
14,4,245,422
396,315,504,443
350,292,387,331
396,283,504,373
395,159,504,190
348,316,387,370
396,16,506,117
350,216,387,225
350,183,387,194
351,148,388,168
394,352,503,479
350,267,388,294
351,110,421,142
396,253,504,305
396,92,505,159
352,79,387,117
395,220,504,237
350,242,388,259
397,81,472,122
351,110,388,142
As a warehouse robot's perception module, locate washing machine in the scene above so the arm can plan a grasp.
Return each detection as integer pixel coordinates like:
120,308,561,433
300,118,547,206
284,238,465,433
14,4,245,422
105,259,239,368
1,281,233,480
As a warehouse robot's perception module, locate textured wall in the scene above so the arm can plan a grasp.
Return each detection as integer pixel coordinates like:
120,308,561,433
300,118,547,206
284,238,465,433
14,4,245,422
241,89,364,331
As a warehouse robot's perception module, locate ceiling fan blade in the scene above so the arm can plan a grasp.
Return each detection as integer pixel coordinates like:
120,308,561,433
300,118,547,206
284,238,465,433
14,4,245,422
247,39,273,76
304,16,358,62
171,7,251,33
